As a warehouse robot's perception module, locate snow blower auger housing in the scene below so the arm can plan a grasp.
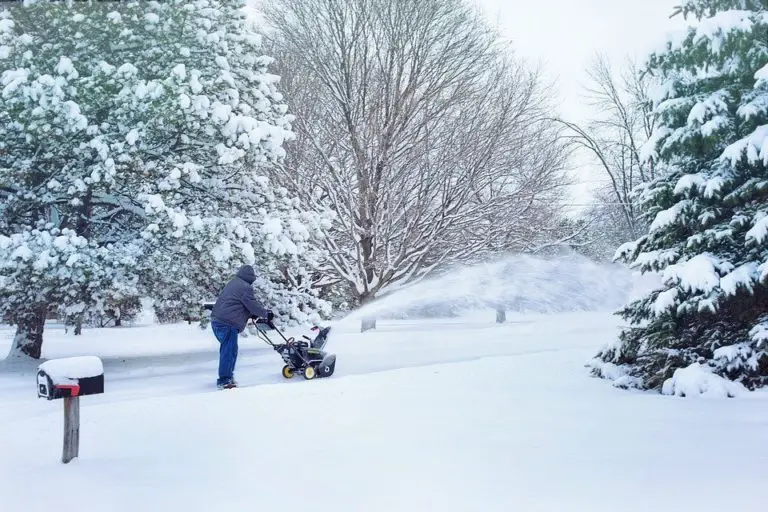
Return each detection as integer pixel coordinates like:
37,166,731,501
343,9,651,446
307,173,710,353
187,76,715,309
251,318,336,381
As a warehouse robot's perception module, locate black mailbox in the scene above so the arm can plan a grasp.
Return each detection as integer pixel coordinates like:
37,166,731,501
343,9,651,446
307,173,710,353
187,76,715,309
37,356,104,400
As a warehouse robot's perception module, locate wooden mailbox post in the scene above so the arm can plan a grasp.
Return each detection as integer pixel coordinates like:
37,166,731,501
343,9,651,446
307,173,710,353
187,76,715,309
36,356,104,464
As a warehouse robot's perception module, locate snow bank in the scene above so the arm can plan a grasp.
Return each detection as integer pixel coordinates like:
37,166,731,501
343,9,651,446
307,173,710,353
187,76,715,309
2,343,767,512
661,362,746,398
38,356,103,384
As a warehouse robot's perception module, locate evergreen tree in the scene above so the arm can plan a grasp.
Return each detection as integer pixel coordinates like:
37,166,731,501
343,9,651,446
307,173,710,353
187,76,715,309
0,1,328,358
591,0,768,392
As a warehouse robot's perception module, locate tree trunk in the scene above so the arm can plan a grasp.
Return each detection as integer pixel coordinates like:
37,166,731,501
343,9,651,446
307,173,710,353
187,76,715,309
74,318,83,336
361,317,377,333
357,290,377,332
496,307,506,324
357,290,375,306
8,305,47,359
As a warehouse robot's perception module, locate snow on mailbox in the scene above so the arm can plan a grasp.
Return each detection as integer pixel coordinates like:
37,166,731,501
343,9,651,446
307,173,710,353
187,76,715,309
36,356,104,464
37,356,104,399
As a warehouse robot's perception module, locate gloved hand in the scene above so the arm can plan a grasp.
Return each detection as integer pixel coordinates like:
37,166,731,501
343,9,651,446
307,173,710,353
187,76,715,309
266,310,275,322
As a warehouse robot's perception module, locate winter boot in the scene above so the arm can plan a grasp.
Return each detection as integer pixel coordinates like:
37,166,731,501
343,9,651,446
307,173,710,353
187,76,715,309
217,380,237,390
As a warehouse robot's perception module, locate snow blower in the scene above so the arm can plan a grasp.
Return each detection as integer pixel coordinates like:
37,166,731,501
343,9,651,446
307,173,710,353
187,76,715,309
251,317,337,381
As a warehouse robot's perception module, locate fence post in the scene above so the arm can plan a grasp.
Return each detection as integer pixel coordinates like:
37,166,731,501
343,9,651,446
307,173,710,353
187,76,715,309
361,317,376,332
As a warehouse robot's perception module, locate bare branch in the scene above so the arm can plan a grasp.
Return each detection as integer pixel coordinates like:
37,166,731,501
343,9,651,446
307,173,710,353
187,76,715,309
262,0,571,303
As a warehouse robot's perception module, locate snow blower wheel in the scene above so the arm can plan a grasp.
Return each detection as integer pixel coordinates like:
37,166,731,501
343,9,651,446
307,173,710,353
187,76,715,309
282,365,294,379
303,366,316,380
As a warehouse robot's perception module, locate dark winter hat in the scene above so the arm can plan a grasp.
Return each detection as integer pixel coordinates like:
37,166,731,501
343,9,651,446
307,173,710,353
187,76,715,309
236,264,256,284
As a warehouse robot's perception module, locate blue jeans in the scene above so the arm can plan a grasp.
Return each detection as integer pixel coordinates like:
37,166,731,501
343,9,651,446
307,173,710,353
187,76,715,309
211,320,239,385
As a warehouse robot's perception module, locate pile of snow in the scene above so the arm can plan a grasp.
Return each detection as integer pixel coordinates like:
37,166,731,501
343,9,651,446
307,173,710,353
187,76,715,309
662,362,746,398
38,356,103,384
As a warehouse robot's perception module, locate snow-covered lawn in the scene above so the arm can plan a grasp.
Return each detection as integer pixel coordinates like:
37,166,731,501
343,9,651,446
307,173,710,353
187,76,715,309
1,312,766,511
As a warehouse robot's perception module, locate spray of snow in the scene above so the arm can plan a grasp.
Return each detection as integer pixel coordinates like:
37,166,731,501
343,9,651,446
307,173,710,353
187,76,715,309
337,253,648,326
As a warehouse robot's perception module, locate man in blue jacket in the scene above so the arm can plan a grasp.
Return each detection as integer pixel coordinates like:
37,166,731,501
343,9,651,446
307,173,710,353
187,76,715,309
211,264,273,389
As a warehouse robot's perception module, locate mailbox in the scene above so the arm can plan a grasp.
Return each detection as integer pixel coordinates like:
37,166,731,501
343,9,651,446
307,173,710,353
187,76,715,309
37,356,104,400
37,356,105,464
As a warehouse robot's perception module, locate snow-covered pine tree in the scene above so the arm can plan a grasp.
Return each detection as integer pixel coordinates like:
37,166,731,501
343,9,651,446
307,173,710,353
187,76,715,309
0,1,328,358
591,0,768,393
121,0,331,326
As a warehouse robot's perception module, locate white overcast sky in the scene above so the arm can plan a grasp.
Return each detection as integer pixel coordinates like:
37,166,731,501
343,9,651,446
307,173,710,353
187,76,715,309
472,0,689,205
473,0,686,123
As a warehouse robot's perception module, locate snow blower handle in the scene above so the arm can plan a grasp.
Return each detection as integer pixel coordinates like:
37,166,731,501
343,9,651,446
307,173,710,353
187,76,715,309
250,311,295,346
250,316,274,329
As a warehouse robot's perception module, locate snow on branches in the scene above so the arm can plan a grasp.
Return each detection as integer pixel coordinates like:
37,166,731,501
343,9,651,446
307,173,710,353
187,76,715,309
592,0,768,393
0,1,328,357
263,0,570,306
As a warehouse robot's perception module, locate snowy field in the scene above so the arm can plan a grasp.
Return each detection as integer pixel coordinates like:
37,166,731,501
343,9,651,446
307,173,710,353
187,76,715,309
1,312,767,512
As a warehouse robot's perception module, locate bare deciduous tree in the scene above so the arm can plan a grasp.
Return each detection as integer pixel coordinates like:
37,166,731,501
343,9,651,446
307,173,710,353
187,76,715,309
261,0,571,304
558,53,657,244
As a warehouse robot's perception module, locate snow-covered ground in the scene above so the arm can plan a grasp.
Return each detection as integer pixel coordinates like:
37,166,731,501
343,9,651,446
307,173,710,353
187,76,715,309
1,311,766,511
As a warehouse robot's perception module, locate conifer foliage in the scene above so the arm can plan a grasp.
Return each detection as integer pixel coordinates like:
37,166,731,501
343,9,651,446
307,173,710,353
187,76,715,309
592,0,768,392
0,1,328,358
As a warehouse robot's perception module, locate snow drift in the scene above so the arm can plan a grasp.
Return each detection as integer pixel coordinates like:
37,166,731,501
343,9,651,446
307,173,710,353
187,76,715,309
1,317,766,512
